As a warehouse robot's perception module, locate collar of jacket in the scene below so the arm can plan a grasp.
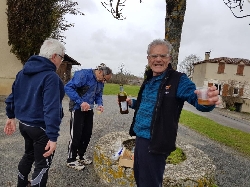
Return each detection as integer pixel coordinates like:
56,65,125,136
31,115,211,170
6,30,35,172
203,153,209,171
145,63,173,81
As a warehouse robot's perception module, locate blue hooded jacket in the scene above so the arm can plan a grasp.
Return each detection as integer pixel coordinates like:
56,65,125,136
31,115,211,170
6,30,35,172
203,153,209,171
64,69,104,110
5,55,65,142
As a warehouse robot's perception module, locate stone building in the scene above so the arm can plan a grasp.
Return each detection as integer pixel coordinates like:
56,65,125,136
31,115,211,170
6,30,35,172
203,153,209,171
0,1,23,97
192,52,250,113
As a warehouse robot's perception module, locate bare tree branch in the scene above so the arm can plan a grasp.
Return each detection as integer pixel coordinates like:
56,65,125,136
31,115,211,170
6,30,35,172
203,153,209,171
178,54,202,79
223,0,250,18
101,0,128,20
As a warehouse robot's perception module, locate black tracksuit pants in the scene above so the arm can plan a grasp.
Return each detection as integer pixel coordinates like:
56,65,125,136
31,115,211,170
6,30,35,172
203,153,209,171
67,109,94,162
18,122,54,187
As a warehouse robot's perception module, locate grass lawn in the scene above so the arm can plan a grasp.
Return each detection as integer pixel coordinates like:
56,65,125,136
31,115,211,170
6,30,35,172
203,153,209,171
103,83,140,97
180,110,250,158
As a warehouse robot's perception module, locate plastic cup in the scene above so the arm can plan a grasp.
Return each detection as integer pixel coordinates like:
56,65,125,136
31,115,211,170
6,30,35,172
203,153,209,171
96,108,102,114
197,87,210,105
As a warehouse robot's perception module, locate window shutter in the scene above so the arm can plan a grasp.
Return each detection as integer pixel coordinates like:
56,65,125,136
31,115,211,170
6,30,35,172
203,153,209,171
222,84,229,96
236,64,244,76
217,62,225,74
208,83,213,87
239,88,243,96
229,87,234,95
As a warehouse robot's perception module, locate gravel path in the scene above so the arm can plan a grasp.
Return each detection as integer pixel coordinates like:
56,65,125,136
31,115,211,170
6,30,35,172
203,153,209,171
0,95,250,187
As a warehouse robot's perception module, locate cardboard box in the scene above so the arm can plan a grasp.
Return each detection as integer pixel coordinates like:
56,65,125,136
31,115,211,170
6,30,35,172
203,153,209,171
118,148,134,168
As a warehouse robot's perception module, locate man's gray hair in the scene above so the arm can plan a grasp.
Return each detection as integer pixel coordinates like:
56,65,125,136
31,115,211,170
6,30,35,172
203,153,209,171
39,38,65,59
147,39,172,55
96,63,112,75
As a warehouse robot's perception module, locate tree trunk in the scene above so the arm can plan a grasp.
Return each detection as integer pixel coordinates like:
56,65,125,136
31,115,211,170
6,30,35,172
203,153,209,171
165,0,186,70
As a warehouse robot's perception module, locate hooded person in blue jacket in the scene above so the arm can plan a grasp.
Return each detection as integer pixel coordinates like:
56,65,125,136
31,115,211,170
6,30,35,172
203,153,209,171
4,38,65,187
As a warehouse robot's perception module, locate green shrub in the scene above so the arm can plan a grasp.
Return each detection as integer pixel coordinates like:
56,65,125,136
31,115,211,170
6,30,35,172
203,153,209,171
228,106,236,111
166,147,186,164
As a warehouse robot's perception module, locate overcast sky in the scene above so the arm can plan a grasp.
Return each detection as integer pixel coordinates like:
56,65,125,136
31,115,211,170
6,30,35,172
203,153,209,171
63,0,250,77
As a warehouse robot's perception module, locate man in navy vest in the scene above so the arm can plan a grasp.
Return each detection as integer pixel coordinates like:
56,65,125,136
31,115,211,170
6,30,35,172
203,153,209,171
127,39,220,187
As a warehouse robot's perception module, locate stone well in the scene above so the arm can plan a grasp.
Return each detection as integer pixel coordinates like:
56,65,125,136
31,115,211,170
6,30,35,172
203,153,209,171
93,131,216,187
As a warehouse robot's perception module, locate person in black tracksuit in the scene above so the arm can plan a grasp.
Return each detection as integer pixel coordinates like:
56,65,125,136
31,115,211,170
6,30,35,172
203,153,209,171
126,39,220,187
65,64,112,170
4,38,65,187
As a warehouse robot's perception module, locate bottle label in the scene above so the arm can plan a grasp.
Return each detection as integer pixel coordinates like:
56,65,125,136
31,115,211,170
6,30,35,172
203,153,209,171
120,101,127,111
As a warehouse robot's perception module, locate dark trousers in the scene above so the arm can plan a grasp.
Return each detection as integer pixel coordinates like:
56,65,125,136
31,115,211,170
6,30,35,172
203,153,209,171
18,122,54,187
67,109,93,162
133,137,169,187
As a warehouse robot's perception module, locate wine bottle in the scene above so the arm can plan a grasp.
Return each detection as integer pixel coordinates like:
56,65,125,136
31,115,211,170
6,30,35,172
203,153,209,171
118,85,129,114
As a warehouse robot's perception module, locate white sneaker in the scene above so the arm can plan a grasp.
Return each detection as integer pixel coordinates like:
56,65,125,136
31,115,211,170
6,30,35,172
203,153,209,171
67,161,85,170
78,155,92,165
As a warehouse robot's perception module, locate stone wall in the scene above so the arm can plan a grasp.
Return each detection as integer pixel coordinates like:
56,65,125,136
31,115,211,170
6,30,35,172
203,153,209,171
93,131,216,187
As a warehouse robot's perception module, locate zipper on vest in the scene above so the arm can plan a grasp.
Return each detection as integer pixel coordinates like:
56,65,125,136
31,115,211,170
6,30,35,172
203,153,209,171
151,76,169,138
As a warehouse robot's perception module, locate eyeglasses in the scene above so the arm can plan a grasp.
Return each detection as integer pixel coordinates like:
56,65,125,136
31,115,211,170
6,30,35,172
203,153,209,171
148,54,170,59
57,54,64,62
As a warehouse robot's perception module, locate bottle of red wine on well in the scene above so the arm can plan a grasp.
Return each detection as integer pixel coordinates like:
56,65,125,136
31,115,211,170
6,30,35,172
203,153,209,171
118,85,129,114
